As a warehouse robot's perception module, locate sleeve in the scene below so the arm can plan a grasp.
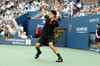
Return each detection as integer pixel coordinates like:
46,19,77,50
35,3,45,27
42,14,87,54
98,28,100,36
96,29,100,38
44,15,49,19
96,30,99,38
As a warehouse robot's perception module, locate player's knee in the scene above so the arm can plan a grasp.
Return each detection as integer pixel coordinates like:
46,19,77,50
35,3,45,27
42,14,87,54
49,42,53,47
35,43,40,48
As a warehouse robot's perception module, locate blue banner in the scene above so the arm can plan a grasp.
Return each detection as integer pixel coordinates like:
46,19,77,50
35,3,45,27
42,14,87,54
0,37,38,46
27,14,100,49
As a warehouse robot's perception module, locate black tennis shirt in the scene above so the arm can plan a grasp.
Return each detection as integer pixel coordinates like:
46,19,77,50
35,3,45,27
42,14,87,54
41,15,59,36
96,28,100,36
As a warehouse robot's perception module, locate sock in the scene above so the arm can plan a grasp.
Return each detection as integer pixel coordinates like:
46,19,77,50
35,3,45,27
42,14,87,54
37,50,41,53
57,53,62,59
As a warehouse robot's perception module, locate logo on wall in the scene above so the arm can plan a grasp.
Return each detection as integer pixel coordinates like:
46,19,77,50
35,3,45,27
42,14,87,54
69,24,72,32
26,39,31,45
37,20,45,28
5,38,31,45
89,18,99,22
76,27,88,33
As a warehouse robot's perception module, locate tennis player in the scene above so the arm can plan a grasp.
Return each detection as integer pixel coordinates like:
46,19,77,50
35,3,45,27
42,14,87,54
95,24,100,52
34,5,63,62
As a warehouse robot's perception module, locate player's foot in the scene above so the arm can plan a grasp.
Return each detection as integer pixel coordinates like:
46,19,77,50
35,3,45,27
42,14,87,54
34,51,42,59
56,58,63,62
95,49,99,52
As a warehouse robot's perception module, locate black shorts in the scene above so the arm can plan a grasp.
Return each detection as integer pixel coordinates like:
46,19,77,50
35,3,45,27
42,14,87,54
95,38,100,42
37,35,55,45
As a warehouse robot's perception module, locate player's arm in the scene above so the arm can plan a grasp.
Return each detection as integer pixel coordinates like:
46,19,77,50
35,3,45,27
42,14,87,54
96,29,100,38
42,5,46,17
98,29,100,38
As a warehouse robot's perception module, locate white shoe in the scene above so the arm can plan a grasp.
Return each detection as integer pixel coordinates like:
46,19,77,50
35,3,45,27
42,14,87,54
95,49,99,52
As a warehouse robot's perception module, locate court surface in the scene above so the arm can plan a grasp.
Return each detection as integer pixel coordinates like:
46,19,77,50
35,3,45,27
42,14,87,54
0,45,100,66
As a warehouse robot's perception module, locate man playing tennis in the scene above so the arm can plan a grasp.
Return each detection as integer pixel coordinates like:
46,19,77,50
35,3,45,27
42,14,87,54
34,4,63,62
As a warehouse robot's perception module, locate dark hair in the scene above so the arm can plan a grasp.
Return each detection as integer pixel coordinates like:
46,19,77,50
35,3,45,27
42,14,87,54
50,10,57,17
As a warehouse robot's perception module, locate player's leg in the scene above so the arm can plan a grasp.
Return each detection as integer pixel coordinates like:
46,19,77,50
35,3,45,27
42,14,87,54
96,42,99,50
95,38,99,52
34,36,47,59
34,36,44,59
34,42,42,59
95,38,100,52
49,42,63,62
35,42,41,52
